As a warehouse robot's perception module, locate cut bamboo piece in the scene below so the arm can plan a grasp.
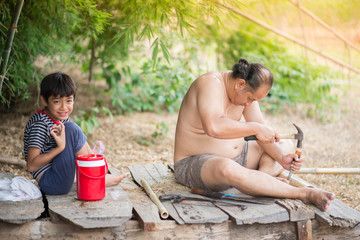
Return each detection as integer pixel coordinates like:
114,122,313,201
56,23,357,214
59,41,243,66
140,178,169,219
0,156,26,167
298,168,360,174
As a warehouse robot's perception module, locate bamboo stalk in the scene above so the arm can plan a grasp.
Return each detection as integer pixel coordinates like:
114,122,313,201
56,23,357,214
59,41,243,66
140,179,169,219
298,168,360,174
0,156,26,167
288,0,360,54
279,171,312,188
214,1,360,75
0,0,24,93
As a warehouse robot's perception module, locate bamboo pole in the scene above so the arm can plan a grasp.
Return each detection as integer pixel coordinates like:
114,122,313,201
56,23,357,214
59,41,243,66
140,179,169,219
288,0,360,55
278,171,312,188
0,0,24,93
298,168,360,174
214,1,360,75
0,156,26,167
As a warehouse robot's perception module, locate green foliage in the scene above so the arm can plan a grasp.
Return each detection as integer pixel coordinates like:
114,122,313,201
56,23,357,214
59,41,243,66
106,60,195,114
73,103,113,135
137,121,169,147
209,23,338,118
151,121,169,140
0,0,110,106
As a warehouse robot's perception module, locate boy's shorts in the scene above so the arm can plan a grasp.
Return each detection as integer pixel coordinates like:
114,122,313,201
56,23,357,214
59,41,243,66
174,141,248,191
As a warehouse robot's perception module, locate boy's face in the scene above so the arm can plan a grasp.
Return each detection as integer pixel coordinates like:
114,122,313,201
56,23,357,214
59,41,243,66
41,94,74,121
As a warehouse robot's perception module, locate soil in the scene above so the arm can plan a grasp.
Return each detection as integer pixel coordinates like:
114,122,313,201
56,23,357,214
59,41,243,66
1,69,359,212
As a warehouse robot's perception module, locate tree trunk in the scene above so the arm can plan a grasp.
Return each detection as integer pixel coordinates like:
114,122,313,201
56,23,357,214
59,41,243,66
88,37,96,83
0,0,24,93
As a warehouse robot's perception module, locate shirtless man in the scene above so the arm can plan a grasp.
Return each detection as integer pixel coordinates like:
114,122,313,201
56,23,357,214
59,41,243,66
174,58,334,211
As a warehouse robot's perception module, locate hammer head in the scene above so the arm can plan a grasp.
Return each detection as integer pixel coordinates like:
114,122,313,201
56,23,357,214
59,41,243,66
293,123,303,148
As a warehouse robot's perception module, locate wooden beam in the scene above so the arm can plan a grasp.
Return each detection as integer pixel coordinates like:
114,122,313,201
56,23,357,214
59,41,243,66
296,220,312,240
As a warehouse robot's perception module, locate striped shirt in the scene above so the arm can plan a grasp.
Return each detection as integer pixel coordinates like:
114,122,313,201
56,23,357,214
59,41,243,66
24,110,70,180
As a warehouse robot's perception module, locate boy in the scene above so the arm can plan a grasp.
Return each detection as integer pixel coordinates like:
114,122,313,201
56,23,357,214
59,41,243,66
24,72,126,195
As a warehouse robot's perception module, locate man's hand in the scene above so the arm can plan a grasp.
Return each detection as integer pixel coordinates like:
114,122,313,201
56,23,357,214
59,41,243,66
50,122,66,151
255,124,280,144
279,153,303,172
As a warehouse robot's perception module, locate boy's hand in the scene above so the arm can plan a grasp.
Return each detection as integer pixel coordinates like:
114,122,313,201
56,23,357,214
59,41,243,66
50,122,66,151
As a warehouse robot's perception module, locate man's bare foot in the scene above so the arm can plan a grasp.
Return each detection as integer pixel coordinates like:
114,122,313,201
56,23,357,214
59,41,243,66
105,174,127,187
304,188,335,211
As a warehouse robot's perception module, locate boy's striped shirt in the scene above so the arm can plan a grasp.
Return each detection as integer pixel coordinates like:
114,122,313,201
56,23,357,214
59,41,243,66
24,110,70,180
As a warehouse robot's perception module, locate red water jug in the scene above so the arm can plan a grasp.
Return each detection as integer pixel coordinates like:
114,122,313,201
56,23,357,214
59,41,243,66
75,154,108,201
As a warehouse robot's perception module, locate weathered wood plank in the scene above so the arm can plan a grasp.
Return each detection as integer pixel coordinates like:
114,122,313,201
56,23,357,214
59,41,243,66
111,166,165,231
172,202,229,224
218,201,289,225
128,164,162,186
143,164,166,183
276,199,315,221
47,182,132,229
310,198,360,228
129,164,230,225
2,217,360,240
0,172,44,224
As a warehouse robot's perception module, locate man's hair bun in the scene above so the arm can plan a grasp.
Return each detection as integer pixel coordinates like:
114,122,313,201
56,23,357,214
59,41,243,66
231,58,273,90
232,58,250,79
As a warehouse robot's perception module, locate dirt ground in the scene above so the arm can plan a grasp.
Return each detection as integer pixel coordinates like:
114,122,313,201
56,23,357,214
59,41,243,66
0,69,359,212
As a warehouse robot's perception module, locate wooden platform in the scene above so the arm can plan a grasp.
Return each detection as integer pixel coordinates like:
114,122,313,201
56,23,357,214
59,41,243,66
1,163,360,240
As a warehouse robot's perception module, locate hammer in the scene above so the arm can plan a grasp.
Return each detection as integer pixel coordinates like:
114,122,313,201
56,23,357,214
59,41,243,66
244,123,304,181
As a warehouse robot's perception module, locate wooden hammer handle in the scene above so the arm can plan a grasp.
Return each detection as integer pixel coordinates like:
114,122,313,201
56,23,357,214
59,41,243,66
245,133,296,141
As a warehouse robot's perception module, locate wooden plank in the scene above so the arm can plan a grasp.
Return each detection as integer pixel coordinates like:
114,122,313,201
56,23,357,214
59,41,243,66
280,171,360,227
2,218,360,240
47,182,132,229
218,201,289,225
129,164,229,225
128,164,160,186
310,198,360,228
111,166,165,231
172,201,229,224
0,172,44,224
143,164,165,183
276,199,315,221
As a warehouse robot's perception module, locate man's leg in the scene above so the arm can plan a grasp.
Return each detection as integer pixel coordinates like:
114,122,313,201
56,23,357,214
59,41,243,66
200,157,334,211
246,140,294,176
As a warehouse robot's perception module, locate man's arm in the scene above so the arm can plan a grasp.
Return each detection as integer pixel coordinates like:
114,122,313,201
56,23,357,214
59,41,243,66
243,102,296,167
196,75,269,140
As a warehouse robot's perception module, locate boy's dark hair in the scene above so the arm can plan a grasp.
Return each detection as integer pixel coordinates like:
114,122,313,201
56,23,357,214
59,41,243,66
40,72,77,103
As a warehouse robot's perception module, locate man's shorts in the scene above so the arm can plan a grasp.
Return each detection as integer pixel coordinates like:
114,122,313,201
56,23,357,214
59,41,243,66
174,141,248,190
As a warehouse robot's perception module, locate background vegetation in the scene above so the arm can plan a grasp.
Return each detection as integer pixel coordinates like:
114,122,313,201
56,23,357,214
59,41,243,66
1,0,359,134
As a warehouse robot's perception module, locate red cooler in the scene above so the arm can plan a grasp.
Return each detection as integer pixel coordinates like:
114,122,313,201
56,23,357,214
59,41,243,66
76,154,108,201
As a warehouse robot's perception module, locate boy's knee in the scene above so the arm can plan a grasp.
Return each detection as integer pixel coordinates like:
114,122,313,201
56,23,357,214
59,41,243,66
64,121,82,134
